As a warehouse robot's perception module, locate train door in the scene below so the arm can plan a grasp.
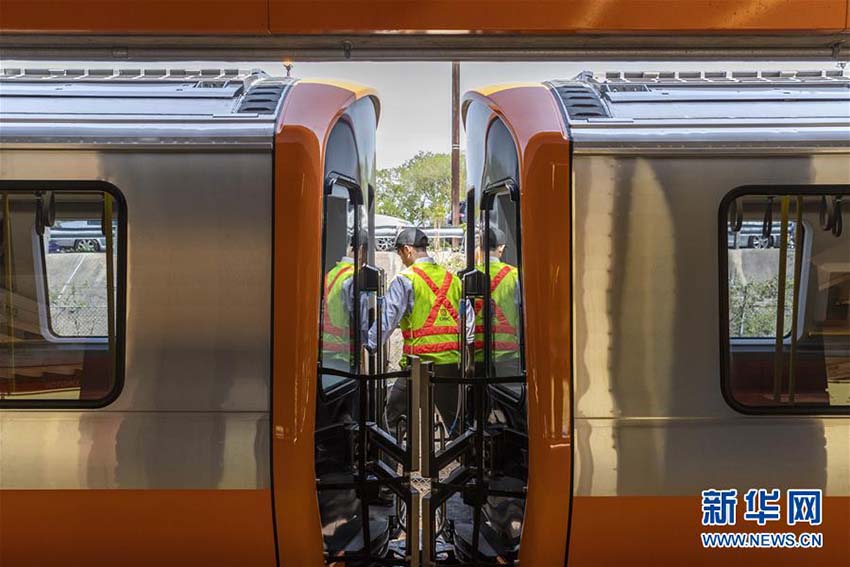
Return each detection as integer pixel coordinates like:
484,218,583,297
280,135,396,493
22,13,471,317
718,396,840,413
419,116,529,565
314,114,419,566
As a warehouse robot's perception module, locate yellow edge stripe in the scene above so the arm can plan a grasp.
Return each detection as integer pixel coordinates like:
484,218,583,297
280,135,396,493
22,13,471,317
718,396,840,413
298,78,378,100
474,82,545,96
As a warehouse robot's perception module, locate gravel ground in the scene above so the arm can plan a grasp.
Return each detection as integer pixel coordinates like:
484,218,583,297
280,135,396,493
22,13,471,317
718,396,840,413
44,251,110,336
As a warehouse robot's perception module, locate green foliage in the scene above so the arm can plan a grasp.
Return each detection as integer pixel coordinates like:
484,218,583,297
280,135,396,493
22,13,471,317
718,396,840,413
376,151,465,227
729,277,795,338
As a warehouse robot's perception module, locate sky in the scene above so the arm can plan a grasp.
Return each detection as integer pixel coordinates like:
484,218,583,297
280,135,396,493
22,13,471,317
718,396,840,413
7,59,842,169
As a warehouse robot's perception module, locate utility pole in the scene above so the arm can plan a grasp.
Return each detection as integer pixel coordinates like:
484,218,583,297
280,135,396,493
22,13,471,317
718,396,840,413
451,62,460,226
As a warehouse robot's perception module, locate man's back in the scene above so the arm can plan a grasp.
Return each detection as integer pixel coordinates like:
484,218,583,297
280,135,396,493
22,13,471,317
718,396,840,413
398,260,462,365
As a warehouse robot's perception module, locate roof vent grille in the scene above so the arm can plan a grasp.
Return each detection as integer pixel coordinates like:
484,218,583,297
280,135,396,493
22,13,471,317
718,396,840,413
237,81,286,114
0,67,259,82
548,82,611,120
593,69,850,85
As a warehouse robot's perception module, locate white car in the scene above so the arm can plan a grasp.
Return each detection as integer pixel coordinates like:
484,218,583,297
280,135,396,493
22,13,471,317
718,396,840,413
47,220,116,253
374,213,413,250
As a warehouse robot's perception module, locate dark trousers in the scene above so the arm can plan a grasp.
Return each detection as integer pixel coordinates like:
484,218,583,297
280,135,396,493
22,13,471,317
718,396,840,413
385,363,461,437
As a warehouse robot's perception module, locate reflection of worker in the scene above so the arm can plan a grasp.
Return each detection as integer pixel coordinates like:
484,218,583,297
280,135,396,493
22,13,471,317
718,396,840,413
476,226,521,377
368,227,474,433
321,231,368,372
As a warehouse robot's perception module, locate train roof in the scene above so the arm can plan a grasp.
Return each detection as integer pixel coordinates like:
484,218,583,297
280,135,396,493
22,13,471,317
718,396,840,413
549,69,850,122
0,68,295,147
544,69,850,148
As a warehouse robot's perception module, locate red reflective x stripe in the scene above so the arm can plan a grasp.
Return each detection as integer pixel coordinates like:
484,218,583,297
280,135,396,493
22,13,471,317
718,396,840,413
410,267,460,327
323,342,354,353
474,324,516,335
474,265,518,336
490,265,512,291
325,265,353,298
403,341,459,355
402,325,459,339
491,307,516,335
323,315,347,336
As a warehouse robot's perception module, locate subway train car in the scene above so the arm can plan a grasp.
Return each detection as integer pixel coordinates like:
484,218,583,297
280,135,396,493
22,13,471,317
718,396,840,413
0,68,381,566
461,69,850,566
2,64,849,567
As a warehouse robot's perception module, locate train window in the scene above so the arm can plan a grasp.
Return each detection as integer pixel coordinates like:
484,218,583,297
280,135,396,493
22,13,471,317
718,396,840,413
476,190,525,387
319,179,362,392
0,185,124,406
722,188,850,413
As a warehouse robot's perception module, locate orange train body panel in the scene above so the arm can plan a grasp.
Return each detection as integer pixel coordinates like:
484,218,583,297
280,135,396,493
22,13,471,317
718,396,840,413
272,80,377,567
0,490,276,566
1,0,848,34
463,84,572,567
568,496,850,566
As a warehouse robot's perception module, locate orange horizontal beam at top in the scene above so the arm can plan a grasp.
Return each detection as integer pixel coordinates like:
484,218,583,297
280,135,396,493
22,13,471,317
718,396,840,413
268,0,849,34
0,0,269,34
1,0,848,34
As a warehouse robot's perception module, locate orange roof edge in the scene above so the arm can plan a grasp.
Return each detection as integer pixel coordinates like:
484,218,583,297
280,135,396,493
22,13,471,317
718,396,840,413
297,79,380,123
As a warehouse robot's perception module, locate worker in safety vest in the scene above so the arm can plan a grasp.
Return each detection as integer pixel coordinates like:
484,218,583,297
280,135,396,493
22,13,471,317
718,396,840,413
368,227,474,434
475,226,522,378
321,230,369,376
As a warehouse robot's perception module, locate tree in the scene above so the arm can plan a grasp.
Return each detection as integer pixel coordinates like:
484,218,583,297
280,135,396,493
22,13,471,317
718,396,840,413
376,151,465,227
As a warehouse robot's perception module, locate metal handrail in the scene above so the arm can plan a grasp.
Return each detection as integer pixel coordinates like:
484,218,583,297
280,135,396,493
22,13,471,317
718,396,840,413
2,194,15,397
103,194,116,384
788,196,804,404
772,196,790,403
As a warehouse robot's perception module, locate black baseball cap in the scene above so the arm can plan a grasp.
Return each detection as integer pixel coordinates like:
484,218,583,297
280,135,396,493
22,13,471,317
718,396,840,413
395,227,429,249
483,226,506,249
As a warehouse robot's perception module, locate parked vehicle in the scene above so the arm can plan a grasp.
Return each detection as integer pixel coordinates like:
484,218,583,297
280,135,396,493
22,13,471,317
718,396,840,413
728,221,798,249
47,219,117,253
374,214,464,251
374,213,412,250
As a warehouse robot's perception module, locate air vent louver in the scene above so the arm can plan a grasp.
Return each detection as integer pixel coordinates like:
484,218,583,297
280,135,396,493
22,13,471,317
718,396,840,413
237,81,286,115
548,82,611,121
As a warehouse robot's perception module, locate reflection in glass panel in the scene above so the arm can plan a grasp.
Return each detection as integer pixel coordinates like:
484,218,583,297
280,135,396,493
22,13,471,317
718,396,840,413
728,221,799,338
316,173,407,563
0,190,119,402
320,188,358,379
726,192,850,409
433,183,527,564
45,218,118,337
477,194,523,382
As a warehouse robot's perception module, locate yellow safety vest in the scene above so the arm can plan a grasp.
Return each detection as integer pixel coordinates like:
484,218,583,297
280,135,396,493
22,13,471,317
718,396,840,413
474,260,520,361
399,262,462,366
321,260,354,366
